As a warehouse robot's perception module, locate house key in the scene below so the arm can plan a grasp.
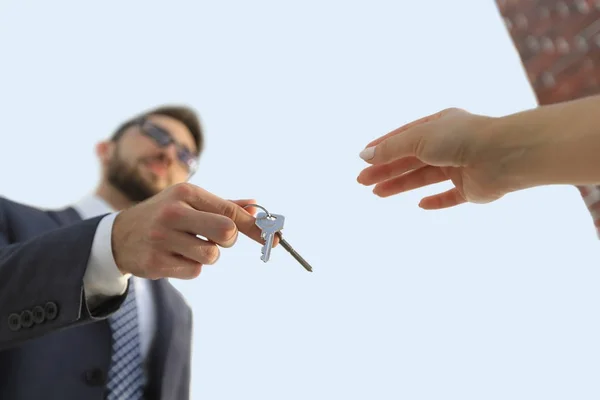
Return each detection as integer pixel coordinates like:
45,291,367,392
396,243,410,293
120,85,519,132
255,212,284,262
246,204,313,272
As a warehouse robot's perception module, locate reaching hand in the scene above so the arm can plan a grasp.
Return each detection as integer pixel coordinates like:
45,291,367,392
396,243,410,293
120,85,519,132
357,108,514,209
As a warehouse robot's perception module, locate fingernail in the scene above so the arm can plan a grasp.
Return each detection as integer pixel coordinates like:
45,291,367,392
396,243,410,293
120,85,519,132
359,146,375,161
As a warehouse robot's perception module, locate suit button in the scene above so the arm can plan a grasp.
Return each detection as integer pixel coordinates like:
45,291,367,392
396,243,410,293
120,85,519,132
32,306,45,324
83,368,106,386
44,302,58,321
7,313,21,331
20,310,33,328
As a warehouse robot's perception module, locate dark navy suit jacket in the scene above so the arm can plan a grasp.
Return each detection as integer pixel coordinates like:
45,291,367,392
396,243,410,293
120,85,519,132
0,196,193,400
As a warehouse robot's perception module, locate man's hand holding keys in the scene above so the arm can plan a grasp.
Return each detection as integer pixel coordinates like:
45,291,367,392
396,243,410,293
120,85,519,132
111,182,277,279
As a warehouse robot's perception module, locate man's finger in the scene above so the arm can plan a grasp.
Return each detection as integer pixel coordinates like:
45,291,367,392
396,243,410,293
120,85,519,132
176,184,265,244
158,254,203,280
230,199,258,216
228,198,279,247
167,230,222,265
169,208,239,248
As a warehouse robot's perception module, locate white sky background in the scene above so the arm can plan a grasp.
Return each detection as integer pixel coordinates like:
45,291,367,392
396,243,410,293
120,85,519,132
1,1,599,399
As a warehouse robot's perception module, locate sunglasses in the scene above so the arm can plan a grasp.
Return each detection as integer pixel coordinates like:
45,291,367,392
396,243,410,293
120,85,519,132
137,118,198,175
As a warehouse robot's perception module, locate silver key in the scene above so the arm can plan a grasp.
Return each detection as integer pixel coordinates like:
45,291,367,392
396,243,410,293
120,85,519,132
255,212,285,262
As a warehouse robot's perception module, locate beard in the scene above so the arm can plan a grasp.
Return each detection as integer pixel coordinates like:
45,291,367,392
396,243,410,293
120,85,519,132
106,147,162,203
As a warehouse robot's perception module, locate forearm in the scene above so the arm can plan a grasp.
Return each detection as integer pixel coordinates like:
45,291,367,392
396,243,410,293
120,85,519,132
493,94,600,190
0,217,126,350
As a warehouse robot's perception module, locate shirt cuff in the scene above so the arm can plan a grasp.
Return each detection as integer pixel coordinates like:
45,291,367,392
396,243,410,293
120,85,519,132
83,212,131,310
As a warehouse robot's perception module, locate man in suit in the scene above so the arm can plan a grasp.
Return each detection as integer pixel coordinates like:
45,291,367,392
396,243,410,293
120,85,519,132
0,105,267,399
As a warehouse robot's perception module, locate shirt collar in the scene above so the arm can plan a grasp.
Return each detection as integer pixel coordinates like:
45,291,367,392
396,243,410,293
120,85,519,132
71,194,115,219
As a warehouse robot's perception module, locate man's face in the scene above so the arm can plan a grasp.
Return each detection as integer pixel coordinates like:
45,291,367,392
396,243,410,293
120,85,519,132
102,114,198,202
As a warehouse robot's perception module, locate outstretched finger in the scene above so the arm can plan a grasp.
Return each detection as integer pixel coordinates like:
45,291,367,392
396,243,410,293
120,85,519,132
357,156,425,186
359,128,423,165
372,166,448,197
418,188,467,209
360,108,468,165
363,109,449,149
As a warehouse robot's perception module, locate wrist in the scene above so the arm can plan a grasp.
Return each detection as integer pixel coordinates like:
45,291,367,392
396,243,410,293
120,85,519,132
481,110,550,193
111,212,129,276
491,97,600,190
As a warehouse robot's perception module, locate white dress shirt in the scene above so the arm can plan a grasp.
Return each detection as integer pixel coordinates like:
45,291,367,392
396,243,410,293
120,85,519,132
72,194,156,361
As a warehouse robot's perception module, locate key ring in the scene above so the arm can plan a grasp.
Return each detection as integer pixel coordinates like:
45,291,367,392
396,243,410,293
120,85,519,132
243,203,272,218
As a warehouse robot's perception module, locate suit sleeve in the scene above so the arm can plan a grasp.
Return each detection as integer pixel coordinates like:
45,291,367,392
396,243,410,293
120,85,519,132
0,214,128,351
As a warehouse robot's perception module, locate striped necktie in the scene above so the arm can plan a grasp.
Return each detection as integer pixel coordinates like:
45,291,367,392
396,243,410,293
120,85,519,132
496,0,600,237
105,278,146,399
